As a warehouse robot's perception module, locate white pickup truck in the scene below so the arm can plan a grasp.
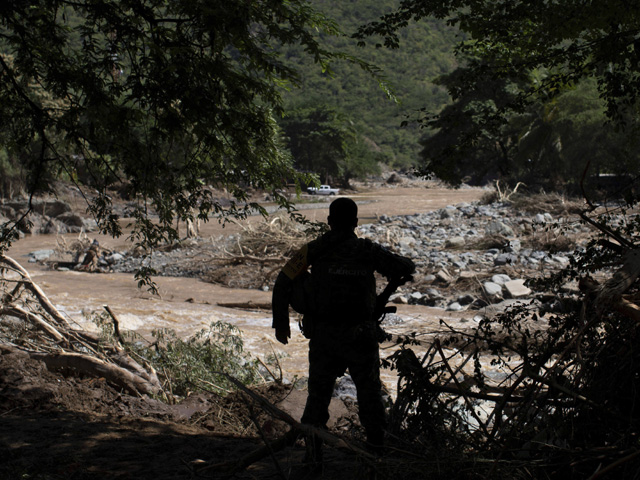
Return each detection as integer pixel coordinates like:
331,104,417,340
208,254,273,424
307,185,339,195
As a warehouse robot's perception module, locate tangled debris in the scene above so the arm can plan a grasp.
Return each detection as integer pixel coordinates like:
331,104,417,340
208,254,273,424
0,255,162,396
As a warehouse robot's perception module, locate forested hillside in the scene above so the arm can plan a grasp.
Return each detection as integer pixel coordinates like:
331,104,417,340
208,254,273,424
280,0,459,169
2,0,636,199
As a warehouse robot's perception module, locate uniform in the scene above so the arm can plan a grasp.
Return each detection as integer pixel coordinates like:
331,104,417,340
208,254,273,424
272,228,415,450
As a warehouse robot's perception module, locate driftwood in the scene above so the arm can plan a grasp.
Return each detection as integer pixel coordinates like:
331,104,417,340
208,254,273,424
29,350,160,395
0,305,67,344
578,248,640,323
0,254,162,396
1,255,71,328
217,301,272,311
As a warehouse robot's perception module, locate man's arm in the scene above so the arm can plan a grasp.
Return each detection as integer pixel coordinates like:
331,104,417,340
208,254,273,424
373,243,416,280
272,272,293,344
271,244,309,345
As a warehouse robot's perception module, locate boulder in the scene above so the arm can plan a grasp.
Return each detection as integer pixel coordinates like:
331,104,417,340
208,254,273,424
486,220,515,236
447,302,464,311
494,253,517,266
57,212,85,227
504,279,532,298
27,249,55,262
435,269,453,284
491,274,511,285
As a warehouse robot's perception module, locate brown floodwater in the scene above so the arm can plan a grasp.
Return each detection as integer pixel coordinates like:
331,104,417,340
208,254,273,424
5,185,486,389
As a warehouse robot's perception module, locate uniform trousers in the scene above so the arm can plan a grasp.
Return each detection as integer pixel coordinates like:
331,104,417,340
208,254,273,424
300,324,386,446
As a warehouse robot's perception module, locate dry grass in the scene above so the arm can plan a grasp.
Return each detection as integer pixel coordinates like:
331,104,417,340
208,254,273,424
230,213,313,258
521,229,580,253
509,192,584,216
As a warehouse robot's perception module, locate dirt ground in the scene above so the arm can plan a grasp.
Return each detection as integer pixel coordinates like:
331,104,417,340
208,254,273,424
1,179,486,480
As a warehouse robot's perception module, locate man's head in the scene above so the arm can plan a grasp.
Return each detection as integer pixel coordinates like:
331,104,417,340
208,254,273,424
328,197,358,231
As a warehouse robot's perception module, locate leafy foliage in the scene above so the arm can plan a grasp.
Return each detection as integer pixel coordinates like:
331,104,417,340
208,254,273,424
280,1,459,168
420,73,640,192
357,0,640,190
94,313,259,397
354,3,640,477
279,103,380,186
0,0,344,259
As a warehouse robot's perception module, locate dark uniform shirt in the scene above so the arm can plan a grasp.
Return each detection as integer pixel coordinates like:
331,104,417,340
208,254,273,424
272,229,415,332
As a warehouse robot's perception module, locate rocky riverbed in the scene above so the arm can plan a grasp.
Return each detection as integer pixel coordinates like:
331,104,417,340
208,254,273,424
24,192,588,323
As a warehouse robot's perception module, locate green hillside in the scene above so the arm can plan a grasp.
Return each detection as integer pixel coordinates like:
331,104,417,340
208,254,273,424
281,0,459,168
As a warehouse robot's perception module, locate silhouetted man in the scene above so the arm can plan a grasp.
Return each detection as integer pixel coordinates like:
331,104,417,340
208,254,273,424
272,197,415,462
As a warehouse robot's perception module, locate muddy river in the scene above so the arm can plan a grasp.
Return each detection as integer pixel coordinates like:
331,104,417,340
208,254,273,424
5,185,485,389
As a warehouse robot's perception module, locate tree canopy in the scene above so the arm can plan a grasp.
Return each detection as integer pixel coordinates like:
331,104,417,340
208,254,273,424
279,103,380,186
357,0,640,190
0,0,347,273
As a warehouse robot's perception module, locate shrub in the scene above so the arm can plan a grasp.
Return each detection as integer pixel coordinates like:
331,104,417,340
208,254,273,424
93,313,260,397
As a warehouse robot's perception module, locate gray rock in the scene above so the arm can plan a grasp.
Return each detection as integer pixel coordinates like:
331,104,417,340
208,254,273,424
398,236,416,249
482,298,535,315
491,274,511,285
425,288,444,300
447,302,464,311
494,253,517,266
505,239,521,253
27,249,55,261
42,218,64,235
445,236,466,248
106,253,125,264
504,279,532,298
483,281,503,297
486,220,515,236
552,255,570,265
390,294,409,304
9,199,71,218
534,213,547,223
435,269,453,284
57,212,85,227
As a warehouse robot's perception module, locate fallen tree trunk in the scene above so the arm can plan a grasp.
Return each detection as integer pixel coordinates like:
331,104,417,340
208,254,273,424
0,255,70,328
28,350,161,396
0,306,68,345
